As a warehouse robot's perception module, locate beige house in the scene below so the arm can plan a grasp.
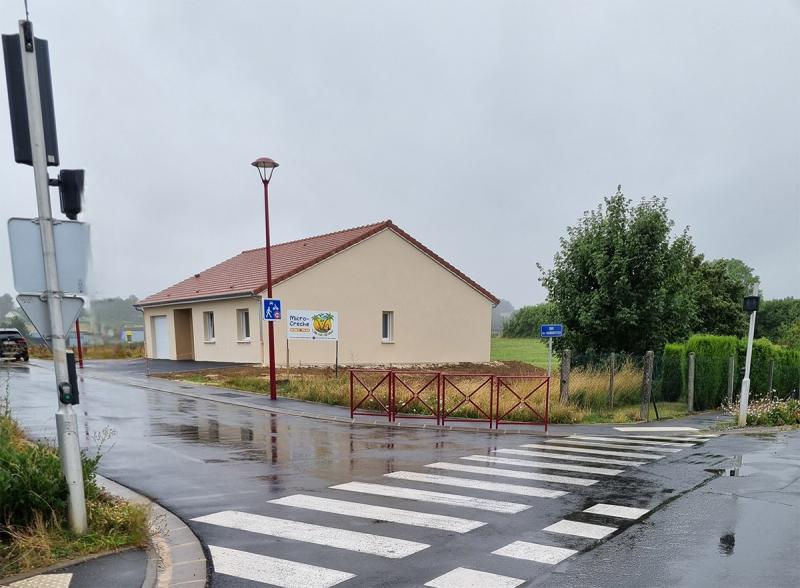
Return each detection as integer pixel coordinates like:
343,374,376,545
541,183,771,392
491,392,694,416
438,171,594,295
137,220,498,366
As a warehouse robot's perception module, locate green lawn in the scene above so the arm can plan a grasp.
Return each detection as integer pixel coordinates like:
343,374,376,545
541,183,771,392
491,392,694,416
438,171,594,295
491,337,552,368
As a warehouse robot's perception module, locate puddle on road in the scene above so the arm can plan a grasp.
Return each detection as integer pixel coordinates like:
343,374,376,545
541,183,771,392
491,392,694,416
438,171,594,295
719,532,735,555
705,455,758,477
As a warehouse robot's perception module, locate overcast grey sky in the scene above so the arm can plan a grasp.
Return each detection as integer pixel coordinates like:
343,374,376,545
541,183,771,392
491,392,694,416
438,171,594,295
1,0,798,307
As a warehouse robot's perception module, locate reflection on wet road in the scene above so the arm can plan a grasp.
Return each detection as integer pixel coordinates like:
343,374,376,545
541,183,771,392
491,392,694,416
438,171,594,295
5,363,735,587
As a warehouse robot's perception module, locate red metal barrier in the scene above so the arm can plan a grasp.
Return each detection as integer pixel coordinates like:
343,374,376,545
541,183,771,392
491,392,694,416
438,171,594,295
350,369,392,421
495,375,550,431
391,371,440,424
441,374,494,428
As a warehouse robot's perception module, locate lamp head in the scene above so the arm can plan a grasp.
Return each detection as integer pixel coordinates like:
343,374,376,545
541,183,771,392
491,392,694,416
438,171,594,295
251,157,279,182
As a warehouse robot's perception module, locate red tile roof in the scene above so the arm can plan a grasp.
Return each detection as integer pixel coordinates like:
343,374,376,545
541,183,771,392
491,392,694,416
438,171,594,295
138,220,498,306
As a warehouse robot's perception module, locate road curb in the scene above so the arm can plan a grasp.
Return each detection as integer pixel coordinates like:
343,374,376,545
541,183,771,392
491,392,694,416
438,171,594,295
97,476,207,588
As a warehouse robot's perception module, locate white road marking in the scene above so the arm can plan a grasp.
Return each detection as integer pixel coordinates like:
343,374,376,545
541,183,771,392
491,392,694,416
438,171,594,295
520,443,663,460
385,471,567,498
619,435,709,443
614,426,699,432
208,545,355,588
270,494,485,533
331,481,530,513
426,462,598,486
425,567,525,588
462,454,623,475
495,447,645,466
545,438,682,452
543,519,617,539
492,540,577,564
193,511,428,558
569,435,693,448
583,503,650,520
9,574,73,588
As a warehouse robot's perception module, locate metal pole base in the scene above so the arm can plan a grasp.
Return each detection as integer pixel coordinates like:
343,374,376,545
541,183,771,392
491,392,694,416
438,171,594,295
55,409,88,533
738,378,750,427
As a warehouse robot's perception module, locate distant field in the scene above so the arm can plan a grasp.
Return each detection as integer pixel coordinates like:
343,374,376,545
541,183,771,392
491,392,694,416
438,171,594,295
491,337,552,368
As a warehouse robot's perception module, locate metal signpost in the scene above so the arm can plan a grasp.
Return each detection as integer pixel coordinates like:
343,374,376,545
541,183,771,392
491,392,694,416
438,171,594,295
3,20,88,532
540,324,564,378
738,284,760,426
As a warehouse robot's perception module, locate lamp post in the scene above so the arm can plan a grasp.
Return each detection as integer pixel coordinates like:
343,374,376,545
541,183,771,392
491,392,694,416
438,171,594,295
252,157,279,400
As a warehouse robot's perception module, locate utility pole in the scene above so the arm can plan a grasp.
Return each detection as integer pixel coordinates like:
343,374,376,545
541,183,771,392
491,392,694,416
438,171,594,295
738,283,760,427
17,20,87,532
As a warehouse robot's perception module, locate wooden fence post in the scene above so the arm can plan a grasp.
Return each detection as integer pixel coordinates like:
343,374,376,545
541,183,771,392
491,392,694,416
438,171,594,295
687,352,695,412
640,351,654,421
608,352,616,408
560,349,570,404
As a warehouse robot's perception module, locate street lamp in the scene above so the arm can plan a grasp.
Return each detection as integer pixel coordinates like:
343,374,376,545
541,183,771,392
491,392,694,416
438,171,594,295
252,157,279,400
738,283,760,426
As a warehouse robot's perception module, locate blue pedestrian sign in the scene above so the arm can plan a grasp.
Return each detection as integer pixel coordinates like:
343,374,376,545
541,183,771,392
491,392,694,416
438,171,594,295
263,298,282,321
540,324,564,338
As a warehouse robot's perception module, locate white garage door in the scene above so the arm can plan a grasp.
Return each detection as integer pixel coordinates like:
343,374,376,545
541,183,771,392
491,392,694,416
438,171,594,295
152,315,169,359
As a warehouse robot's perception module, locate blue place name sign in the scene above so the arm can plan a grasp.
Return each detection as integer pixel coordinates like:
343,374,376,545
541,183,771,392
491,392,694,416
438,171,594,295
540,324,564,338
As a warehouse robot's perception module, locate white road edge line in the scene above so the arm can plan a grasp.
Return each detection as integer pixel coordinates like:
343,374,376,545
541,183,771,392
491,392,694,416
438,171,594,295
193,511,428,559
270,494,485,533
208,545,355,588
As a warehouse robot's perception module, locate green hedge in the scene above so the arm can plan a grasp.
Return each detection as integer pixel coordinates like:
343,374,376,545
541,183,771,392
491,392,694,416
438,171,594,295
686,335,738,410
736,339,800,397
659,343,684,401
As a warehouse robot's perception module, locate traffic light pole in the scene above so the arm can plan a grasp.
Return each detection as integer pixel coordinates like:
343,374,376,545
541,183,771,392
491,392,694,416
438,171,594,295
18,20,87,533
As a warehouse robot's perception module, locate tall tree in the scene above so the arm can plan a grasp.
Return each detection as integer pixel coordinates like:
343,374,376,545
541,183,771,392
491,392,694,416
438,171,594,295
0,294,14,319
689,257,754,337
538,187,694,354
502,302,560,338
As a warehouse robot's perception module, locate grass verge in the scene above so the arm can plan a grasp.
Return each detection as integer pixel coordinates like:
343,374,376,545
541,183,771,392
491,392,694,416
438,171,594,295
490,337,551,368
164,365,689,424
29,343,144,361
0,381,150,578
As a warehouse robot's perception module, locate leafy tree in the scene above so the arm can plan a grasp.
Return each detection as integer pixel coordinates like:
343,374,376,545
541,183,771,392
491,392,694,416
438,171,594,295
0,294,14,319
0,314,29,337
502,302,560,338
89,296,140,334
689,257,753,337
538,187,695,354
756,298,800,341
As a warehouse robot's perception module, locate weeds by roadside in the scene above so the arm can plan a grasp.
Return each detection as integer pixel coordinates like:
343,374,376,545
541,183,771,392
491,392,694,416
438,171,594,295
723,397,800,427
0,370,150,578
28,343,144,361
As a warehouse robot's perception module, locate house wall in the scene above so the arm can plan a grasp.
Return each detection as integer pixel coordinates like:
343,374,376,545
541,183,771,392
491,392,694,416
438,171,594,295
268,228,492,366
143,297,262,363
142,228,493,366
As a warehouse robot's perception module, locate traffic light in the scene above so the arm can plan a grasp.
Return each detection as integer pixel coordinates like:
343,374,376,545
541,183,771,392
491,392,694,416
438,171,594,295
57,168,84,219
65,349,80,404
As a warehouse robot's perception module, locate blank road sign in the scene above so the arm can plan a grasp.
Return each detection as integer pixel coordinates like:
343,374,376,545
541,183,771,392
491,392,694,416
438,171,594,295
8,218,90,294
17,294,83,345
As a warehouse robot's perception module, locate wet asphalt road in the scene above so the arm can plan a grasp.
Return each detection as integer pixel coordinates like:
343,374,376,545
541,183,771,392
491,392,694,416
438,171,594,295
4,362,798,588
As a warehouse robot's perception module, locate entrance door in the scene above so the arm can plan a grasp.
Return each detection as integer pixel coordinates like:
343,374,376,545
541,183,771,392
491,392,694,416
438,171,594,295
152,315,169,359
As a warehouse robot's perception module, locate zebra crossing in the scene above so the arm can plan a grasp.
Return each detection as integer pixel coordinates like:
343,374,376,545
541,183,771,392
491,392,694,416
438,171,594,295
191,432,715,587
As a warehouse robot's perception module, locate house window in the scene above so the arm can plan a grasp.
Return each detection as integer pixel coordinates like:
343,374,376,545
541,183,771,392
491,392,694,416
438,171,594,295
237,309,250,342
203,311,215,342
382,311,394,342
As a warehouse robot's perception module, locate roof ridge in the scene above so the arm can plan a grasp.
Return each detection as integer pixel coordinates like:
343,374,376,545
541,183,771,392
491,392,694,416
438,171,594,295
240,220,391,254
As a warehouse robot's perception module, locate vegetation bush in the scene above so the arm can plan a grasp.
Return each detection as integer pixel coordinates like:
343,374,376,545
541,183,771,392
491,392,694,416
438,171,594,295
659,343,685,401
501,303,560,338
0,391,149,576
725,398,800,427
685,334,738,410
735,339,800,398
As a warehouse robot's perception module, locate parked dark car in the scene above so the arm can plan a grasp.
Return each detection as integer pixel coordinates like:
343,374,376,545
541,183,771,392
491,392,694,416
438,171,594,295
0,328,29,362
